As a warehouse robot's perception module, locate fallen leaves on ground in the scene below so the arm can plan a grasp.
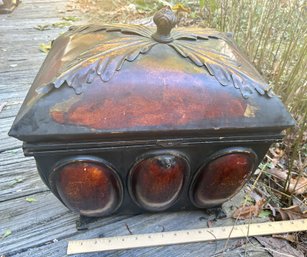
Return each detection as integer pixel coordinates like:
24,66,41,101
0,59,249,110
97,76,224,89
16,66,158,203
272,233,297,243
267,168,307,195
255,236,304,257
276,205,307,220
232,199,266,219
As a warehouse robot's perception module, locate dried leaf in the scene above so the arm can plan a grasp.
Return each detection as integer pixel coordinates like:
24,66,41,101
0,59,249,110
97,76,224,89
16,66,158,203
267,168,307,194
9,178,23,187
269,147,284,158
277,205,307,220
292,196,307,212
172,3,191,13
34,24,50,31
232,199,266,220
256,236,304,257
266,203,277,217
273,233,297,243
39,42,52,53
0,102,7,113
25,197,37,203
207,220,214,228
1,229,12,239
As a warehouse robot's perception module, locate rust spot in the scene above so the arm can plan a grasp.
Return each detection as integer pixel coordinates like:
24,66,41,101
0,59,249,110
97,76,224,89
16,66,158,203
51,111,65,124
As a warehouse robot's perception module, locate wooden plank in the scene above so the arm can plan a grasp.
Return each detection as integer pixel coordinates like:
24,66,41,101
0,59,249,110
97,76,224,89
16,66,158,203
0,157,46,202
0,190,251,256
0,99,24,119
0,191,77,254
2,200,269,257
0,117,22,152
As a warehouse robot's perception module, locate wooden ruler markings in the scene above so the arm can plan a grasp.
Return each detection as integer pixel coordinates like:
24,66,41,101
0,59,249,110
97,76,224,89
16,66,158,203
67,219,307,255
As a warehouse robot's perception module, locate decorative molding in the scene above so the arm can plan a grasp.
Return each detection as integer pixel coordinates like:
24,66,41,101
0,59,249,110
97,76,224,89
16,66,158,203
38,23,271,99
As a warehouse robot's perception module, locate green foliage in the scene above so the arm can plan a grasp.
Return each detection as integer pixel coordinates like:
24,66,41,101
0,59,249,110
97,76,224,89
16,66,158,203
197,0,306,120
258,210,272,218
199,0,205,8
62,16,80,22
195,0,306,194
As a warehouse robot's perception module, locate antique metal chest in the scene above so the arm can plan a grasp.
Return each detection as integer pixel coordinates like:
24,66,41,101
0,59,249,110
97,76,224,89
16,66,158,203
9,8,295,217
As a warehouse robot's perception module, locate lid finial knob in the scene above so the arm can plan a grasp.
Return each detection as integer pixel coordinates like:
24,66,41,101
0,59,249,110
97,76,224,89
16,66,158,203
152,7,177,43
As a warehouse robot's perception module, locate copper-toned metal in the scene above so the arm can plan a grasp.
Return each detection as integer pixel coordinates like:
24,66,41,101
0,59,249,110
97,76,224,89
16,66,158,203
0,0,19,14
9,8,294,142
9,8,295,217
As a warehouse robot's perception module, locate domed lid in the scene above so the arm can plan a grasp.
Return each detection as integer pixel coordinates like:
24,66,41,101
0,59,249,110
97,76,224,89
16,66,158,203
9,8,294,143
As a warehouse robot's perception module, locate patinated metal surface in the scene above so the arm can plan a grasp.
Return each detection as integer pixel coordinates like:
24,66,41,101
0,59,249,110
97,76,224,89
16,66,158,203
8,7,295,217
9,8,294,142
0,0,19,14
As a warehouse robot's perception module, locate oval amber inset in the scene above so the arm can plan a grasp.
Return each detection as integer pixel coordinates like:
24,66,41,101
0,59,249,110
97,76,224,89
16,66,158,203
191,153,255,208
129,154,189,211
54,161,122,217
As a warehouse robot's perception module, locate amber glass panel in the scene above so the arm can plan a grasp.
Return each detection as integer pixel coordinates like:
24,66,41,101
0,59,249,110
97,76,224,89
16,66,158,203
54,161,122,217
129,154,189,211
191,153,255,208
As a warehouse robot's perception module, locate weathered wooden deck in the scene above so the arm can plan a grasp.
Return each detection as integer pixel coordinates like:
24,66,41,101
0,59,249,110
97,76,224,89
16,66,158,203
0,1,272,256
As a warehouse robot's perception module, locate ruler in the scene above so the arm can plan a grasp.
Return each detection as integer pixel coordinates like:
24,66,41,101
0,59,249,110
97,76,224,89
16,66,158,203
67,219,307,255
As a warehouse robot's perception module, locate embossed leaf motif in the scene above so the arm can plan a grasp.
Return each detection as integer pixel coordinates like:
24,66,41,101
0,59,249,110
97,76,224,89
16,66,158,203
53,35,157,94
40,24,270,98
43,24,157,95
169,39,269,98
